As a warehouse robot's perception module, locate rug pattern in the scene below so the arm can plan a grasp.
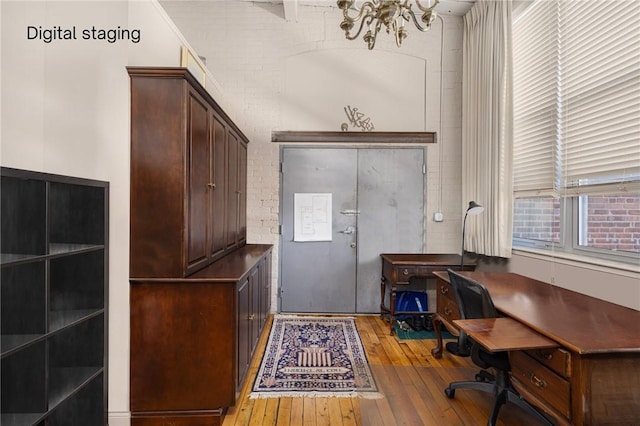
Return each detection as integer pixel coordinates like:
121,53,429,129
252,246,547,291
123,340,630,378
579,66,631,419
251,315,379,398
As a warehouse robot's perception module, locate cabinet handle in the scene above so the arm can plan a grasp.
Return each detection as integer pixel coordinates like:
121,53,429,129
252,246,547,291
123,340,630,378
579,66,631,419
529,373,547,389
440,286,449,295
402,269,409,275
444,307,452,316
207,183,216,188
543,352,553,360
249,314,255,320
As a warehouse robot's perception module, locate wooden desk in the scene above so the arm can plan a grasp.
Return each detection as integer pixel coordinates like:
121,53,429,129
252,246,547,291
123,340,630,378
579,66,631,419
432,271,640,426
379,254,475,334
453,318,559,352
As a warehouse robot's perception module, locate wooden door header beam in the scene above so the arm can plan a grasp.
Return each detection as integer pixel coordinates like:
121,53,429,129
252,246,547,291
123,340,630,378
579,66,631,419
271,131,437,144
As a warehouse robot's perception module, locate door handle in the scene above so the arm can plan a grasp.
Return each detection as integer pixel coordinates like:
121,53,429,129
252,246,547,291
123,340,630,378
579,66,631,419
339,226,355,235
340,209,360,216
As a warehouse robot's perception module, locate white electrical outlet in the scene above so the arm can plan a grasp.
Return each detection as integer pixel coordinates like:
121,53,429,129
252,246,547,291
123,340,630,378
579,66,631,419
434,212,444,222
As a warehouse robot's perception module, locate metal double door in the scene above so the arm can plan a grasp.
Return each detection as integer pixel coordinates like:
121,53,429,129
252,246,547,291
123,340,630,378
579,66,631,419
280,147,424,313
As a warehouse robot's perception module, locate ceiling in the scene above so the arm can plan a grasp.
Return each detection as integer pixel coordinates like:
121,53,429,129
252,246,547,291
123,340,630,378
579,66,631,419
247,0,477,21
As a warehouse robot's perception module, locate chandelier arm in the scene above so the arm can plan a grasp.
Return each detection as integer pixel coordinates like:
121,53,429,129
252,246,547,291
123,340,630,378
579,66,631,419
407,9,433,32
413,0,439,13
394,21,402,47
342,1,376,23
368,19,383,49
344,15,370,40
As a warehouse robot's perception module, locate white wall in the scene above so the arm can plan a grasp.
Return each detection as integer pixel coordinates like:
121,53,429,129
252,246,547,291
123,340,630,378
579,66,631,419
0,1,220,424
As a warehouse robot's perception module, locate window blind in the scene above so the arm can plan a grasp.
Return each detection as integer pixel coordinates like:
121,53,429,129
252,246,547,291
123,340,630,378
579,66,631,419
513,0,640,197
560,0,640,194
513,0,559,195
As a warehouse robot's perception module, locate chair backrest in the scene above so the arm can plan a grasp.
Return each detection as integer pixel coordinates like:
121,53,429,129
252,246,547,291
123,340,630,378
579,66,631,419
447,269,498,320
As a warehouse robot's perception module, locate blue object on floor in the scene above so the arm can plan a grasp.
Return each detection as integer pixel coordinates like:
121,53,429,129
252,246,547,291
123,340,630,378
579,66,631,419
395,291,428,315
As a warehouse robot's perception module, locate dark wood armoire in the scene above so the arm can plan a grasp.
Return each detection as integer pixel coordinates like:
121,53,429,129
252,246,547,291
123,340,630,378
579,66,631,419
128,67,272,426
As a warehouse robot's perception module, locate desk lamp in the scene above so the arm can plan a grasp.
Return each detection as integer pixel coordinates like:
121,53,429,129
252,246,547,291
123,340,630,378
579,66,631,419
447,200,484,356
460,201,484,269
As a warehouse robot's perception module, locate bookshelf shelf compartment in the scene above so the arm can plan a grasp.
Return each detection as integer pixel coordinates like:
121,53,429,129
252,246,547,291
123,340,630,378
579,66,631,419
0,168,108,425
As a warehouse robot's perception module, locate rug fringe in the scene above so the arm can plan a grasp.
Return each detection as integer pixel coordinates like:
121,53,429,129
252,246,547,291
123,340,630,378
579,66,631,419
273,314,355,320
249,391,384,400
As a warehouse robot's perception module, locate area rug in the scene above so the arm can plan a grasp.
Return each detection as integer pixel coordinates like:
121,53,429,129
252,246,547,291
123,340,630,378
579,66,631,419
250,315,380,399
393,321,455,340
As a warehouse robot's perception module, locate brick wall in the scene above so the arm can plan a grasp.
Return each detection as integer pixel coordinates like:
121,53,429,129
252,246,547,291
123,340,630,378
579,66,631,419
513,198,561,243
585,195,640,252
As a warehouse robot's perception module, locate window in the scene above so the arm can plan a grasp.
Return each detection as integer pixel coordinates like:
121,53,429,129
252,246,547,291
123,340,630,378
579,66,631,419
512,0,640,264
578,194,640,256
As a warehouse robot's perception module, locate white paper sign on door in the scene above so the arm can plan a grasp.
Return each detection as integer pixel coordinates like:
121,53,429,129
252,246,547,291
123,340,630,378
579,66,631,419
294,193,332,242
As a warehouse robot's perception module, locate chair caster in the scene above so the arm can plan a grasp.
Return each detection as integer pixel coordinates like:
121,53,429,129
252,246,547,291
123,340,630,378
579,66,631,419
475,370,494,382
444,387,456,398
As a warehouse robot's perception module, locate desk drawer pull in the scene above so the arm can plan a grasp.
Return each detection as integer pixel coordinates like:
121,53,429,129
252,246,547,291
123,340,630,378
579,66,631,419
444,307,452,316
440,286,449,295
403,269,409,275
543,353,553,360
529,373,547,389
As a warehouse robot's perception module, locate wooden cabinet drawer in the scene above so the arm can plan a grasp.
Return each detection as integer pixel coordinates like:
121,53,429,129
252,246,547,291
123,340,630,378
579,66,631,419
391,265,432,283
437,294,460,322
525,347,571,378
510,351,571,418
438,280,454,301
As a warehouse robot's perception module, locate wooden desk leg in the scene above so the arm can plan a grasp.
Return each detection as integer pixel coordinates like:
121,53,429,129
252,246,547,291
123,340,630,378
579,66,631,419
431,314,444,359
380,277,387,317
389,286,397,335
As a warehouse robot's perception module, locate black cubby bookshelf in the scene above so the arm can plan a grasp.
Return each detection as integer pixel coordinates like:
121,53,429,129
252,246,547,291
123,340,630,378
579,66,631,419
1,167,108,426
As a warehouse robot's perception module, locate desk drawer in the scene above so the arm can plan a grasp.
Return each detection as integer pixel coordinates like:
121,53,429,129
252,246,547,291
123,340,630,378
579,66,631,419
437,295,460,322
391,265,433,282
511,351,571,418
525,347,571,378
438,279,454,300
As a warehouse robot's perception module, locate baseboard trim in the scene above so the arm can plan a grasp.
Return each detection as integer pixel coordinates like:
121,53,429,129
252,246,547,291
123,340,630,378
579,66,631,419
108,411,131,426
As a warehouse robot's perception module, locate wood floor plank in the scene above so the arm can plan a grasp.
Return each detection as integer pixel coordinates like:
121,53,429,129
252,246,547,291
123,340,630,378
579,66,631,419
289,398,304,425
314,398,330,426
262,399,279,426
249,398,268,426
302,398,316,426
326,398,344,426
338,398,358,426
358,397,386,426
274,398,292,426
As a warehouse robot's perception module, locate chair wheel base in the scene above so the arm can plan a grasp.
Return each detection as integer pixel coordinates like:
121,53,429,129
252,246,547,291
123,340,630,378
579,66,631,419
444,387,456,398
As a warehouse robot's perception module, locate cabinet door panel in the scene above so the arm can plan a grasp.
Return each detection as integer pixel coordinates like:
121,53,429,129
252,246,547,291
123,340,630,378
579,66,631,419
238,141,247,244
130,283,235,411
211,115,227,259
226,132,239,249
237,278,250,389
186,91,210,274
249,268,261,351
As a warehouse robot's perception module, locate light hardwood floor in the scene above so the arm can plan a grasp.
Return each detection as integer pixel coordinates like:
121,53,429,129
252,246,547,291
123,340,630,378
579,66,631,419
223,315,550,426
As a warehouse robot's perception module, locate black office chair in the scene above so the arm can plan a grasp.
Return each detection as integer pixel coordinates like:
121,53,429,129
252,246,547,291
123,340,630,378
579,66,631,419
444,269,554,426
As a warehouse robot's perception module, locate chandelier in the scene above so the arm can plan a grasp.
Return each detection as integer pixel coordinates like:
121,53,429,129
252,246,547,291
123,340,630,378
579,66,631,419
337,0,439,50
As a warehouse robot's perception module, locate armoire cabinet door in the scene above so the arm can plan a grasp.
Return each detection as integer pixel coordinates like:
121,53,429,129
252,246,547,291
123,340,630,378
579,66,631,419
210,113,227,260
186,89,211,275
226,131,239,249
236,277,251,389
238,140,247,245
